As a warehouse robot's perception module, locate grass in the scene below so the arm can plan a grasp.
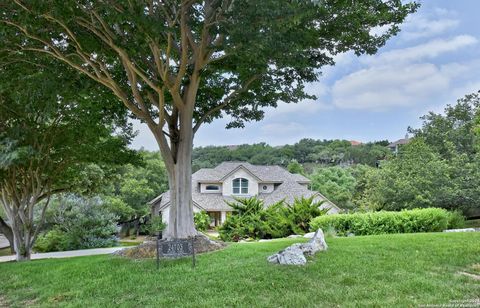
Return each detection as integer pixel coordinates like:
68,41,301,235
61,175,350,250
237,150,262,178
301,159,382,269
0,232,479,307
465,219,480,228
119,240,143,247
0,247,12,257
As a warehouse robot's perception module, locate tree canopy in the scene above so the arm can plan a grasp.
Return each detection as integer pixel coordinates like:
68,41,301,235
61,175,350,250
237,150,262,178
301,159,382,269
1,0,419,238
0,58,138,260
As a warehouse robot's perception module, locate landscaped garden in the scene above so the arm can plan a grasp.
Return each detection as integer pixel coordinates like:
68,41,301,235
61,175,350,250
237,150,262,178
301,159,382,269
1,232,479,307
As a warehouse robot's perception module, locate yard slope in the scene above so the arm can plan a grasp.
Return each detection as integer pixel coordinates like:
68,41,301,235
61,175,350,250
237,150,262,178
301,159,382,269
0,232,479,307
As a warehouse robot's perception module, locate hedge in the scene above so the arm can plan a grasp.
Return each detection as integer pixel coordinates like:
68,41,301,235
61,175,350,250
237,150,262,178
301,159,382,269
310,208,464,236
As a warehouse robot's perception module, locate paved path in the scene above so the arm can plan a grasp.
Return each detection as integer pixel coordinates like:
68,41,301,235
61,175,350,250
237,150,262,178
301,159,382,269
0,246,128,263
0,234,9,249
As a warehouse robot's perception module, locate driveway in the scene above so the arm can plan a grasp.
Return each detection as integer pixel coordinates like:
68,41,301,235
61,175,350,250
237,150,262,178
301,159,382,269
0,234,9,249
0,246,129,263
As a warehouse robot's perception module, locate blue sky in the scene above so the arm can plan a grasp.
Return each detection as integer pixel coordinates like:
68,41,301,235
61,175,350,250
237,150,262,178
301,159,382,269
131,0,480,150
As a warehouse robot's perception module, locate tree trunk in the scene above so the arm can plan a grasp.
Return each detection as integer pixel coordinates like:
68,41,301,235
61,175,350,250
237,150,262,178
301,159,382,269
11,222,32,261
0,216,14,254
161,108,197,239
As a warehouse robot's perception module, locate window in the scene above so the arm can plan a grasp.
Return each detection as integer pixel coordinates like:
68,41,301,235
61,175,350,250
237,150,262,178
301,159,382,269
232,178,249,194
205,185,219,191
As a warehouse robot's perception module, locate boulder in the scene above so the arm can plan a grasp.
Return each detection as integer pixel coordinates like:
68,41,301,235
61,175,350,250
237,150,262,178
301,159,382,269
268,229,327,265
287,234,302,238
299,229,328,256
303,232,315,239
267,244,307,265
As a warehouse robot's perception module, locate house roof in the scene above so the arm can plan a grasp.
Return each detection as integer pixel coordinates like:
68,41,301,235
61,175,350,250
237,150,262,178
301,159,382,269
150,162,340,213
349,140,362,146
205,161,311,183
387,138,410,148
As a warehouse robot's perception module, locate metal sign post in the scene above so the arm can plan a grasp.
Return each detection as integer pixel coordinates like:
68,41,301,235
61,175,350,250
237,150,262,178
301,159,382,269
156,231,162,270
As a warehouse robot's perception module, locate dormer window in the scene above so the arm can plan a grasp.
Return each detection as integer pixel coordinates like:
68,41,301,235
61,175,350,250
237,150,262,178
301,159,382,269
205,185,220,191
233,178,248,194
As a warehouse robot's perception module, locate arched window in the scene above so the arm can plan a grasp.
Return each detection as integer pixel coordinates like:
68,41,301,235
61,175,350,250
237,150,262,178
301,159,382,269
232,178,249,194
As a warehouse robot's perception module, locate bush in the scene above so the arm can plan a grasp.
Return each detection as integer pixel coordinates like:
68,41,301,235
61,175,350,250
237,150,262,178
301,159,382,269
34,229,69,253
218,196,328,241
143,215,167,236
288,197,328,234
35,195,119,252
310,208,465,236
194,211,210,231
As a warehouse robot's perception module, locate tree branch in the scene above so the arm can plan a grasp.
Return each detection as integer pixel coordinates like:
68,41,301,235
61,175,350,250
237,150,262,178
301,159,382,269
193,75,259,133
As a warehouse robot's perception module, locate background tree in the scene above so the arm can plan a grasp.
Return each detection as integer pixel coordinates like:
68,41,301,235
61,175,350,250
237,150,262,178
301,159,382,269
359,139,452,211
287,160,305,175
0,60,137,261
309,166,357,210
410,91,480,160
409,92,480,216
2,0,418,238
104,151,168,236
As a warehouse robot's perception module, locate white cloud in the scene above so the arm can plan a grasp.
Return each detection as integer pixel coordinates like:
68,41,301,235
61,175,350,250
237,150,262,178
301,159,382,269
363,35,478,66
332,63,450,110
401,17,459,41
269,100,331,115
261,122,307,137
398,6,460,41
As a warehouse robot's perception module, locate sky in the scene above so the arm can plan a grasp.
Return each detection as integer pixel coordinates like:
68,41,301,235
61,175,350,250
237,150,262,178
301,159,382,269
131,0,480,151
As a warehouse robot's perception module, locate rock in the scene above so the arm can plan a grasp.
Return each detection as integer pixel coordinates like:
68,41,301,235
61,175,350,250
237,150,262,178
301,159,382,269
299,229,328,256
268,229,327,265
347,233,355,237
444,228,478,233
259,239,273,242
267,244,307,265
287,234,302,238
114,233,226,259
303,232,315,239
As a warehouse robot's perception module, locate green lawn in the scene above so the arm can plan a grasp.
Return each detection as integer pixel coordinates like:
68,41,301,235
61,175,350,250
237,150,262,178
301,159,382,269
466,219,480,228
0,233,479,307
0,247,12,257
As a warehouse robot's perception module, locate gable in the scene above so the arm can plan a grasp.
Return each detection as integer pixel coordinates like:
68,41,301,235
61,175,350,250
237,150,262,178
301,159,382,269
219,165,262,183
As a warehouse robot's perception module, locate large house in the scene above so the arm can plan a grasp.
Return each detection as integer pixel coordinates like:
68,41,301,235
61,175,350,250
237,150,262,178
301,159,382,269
150,162,341,227
387,135,411,155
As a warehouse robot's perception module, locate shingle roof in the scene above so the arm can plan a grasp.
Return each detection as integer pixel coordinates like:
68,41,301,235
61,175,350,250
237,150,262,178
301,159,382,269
387,138,410,148
203,161,311,183
150,162,340,213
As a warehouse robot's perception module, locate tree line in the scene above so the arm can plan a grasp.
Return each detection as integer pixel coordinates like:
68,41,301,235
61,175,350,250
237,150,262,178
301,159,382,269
192,139,391,172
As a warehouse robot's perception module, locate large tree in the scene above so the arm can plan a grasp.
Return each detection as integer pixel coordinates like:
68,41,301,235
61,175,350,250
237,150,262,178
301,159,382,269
2,0,418,238
0,59,137,261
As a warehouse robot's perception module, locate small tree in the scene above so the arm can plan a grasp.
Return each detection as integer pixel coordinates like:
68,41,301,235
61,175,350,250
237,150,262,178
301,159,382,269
2,0,418,239
287,160,305,175
0,60,136,261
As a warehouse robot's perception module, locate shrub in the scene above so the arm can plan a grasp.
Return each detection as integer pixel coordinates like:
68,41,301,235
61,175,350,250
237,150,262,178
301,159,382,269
34,229,69,253
288,197,328,234
35,195,119,252
144,215,167,236
219,197,269,241
219,196,328,241
194,211,211,232
310,208,464,236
